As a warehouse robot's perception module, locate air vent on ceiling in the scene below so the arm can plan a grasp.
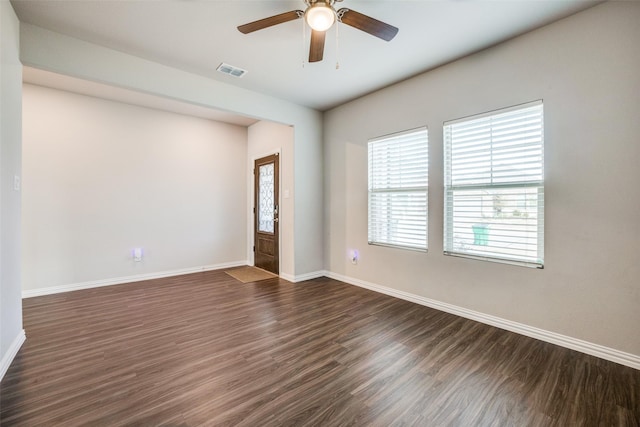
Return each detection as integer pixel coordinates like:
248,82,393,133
216,63,247,78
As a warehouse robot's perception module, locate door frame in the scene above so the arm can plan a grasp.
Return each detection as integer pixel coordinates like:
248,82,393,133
248,149,281,273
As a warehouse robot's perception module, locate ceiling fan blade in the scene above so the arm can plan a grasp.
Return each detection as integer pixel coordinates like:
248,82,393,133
337,8,399,41
309,30,326,63
237,10,303,34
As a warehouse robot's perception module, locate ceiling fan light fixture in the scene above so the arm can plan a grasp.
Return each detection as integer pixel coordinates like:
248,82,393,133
237,1,399,64
305,3,335,32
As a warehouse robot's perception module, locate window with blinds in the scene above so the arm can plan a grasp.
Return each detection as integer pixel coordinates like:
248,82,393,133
368,127,428,251
443,101,544,267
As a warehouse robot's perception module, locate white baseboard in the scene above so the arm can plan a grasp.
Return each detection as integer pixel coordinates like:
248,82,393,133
325,271,640,371
279,272,295,282
280,270,325,283
0,329,26,381
22,261,248,298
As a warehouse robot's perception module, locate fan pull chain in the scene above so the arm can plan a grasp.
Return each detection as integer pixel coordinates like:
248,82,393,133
302,17,306,68
335,20,340,70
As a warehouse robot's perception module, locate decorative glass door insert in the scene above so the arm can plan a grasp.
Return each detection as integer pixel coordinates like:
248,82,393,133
258,163,275,233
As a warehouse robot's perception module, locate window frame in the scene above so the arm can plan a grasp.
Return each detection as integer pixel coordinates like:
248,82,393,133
443,101,544,268
368,127,429,252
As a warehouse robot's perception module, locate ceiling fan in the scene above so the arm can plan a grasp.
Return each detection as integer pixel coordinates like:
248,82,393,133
237,0,399,63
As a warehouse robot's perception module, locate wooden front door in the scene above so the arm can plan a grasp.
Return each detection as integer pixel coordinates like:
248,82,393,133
254,154,279,274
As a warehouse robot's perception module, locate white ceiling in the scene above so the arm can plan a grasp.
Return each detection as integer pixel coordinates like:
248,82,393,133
11,0,601,112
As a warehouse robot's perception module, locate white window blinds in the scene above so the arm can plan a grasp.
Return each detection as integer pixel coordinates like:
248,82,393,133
443,101,544,267
368,128,428,250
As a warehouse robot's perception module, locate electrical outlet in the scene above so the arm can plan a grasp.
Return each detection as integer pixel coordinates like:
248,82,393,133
133,248,143,262
351,250,358,265
13,175,20,191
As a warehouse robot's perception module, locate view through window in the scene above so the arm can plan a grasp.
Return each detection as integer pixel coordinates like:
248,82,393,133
443,101,544,267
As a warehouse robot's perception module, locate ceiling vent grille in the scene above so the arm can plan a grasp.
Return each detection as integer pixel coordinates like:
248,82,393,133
216,63,247,78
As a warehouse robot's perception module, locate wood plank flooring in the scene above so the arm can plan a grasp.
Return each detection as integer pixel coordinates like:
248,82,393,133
1,270,639,426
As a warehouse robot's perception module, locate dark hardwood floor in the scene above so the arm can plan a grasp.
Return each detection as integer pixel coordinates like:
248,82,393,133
1,270,638,426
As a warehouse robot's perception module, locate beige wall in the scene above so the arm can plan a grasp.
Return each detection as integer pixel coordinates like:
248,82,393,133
0,0,24,377
22,84,248,291
324,2,640,357
20,23,325,278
